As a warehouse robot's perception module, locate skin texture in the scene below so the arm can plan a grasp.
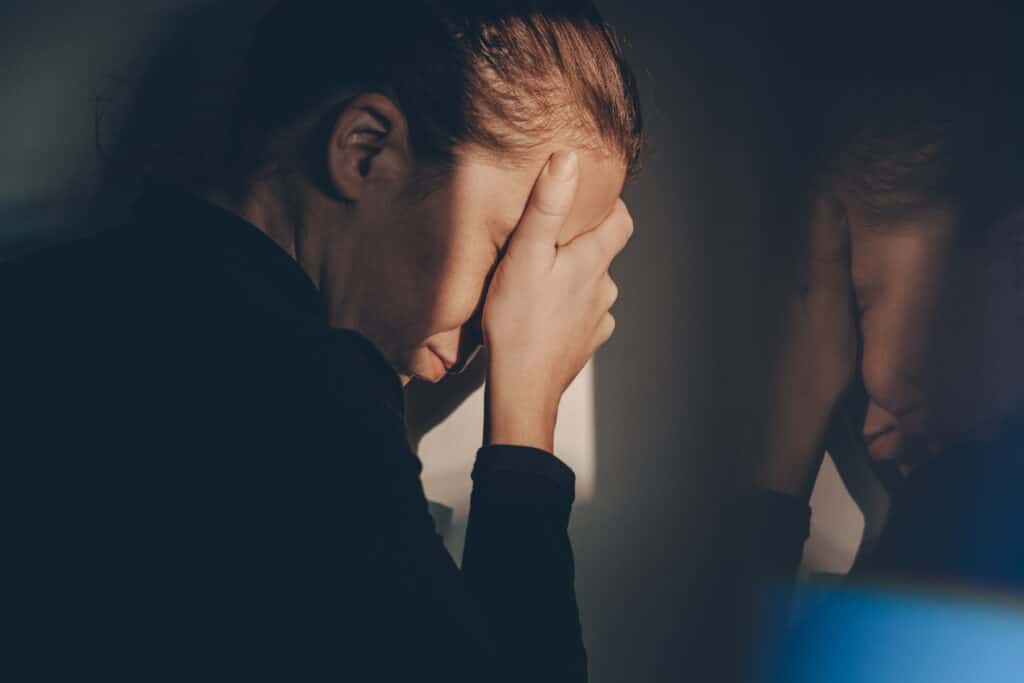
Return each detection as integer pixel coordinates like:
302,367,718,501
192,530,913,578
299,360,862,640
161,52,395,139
760,190,1024,495
479,150,631,451
209,93,630,450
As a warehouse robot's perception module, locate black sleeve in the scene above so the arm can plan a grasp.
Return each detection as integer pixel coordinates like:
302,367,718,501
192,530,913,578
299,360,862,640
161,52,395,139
463,445,586,680
737,487,812,581
720,486,811,630
274,337,586,682
710,486,811,682
850,430,1024,586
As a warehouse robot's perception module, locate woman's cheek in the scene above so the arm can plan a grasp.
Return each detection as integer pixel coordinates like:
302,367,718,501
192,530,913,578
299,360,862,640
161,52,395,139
454,256,495,321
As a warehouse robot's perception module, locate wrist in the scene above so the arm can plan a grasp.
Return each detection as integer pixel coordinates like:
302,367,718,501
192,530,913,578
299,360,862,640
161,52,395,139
758,399,833,499
483,373,559,452
756,453,824,499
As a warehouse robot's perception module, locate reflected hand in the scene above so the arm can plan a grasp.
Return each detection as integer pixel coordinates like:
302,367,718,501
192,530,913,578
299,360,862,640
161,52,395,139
758,194,858,497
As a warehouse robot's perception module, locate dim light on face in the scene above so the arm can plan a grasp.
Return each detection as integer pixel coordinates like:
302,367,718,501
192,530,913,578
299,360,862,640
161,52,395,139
843,197,1024,467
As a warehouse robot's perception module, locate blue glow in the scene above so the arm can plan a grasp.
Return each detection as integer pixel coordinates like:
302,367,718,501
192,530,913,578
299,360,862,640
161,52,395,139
754,584,1024,683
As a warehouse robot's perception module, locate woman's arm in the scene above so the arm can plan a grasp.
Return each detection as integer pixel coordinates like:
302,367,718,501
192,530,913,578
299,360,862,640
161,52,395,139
275,151,630,681
295,332,584,681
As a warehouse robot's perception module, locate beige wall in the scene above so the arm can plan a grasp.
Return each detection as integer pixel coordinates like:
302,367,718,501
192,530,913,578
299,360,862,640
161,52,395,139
803,454,864,575
419,361,596,560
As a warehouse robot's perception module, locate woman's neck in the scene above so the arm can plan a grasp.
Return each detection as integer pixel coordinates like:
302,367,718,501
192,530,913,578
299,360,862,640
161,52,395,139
204,175,333,293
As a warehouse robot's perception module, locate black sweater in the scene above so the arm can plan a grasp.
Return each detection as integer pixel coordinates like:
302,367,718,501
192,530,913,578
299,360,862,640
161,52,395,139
745,418,1024,589
722,419,1024,682
4,183,586,682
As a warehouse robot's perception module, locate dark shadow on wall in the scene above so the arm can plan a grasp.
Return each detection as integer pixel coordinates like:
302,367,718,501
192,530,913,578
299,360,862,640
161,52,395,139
573,6,752,679
573,4,823,682
0,0,272,261
89,0,274,229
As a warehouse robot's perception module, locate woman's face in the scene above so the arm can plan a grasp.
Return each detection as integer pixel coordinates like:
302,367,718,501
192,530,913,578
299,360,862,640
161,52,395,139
358,143,627,385
845,197,1024,465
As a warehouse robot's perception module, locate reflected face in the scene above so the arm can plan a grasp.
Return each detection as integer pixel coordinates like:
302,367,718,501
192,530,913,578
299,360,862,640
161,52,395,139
369,143,627,385
845,198,1024,465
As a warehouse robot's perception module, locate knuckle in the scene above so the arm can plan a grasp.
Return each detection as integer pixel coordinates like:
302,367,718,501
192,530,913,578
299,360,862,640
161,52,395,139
604,208,633,249
622,213,635,239
615,199,633,222
607,278,619,306
532,185,572,217
533,197,567,217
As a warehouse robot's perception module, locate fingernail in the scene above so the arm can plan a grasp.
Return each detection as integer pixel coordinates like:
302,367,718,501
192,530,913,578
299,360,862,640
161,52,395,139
547,150,577,179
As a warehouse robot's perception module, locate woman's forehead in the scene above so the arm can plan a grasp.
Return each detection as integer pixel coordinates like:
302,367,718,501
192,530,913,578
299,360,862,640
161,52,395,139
455,146,626,243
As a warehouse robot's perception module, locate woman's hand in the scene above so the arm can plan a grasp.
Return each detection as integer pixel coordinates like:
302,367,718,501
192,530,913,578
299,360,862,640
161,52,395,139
758,194,858,497
481,150,633,452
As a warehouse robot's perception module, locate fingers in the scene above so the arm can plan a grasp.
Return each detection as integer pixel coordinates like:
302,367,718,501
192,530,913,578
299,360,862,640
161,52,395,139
588,275,619,349
563,197,634,273
600,272,619,310
593,312,616,347
506,151,579,264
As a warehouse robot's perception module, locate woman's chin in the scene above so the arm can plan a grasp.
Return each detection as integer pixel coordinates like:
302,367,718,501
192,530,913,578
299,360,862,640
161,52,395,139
866,429,935,470
423,369,446,384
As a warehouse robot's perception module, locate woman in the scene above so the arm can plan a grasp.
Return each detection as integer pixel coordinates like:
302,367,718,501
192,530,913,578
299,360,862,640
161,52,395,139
5,1,642,681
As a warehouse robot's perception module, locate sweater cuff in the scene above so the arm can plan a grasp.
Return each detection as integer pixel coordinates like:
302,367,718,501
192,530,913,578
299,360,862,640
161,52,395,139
744,487,812,542
472,445,577,502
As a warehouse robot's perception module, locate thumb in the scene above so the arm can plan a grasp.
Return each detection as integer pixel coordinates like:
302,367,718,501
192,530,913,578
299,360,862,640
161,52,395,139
506,151,579,263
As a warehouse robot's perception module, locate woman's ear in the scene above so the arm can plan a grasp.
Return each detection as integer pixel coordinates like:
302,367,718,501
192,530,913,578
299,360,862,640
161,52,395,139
325,93,412,203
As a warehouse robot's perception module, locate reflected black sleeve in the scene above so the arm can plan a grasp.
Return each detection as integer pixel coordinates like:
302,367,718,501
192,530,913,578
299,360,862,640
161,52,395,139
741,487,812,580
711,486,811,681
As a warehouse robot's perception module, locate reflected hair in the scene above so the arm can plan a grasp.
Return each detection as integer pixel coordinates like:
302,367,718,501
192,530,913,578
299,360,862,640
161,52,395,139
819,18,1024,242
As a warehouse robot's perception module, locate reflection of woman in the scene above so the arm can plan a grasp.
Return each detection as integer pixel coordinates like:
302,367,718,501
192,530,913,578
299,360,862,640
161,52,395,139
6,2,641,681
713,21,1024,681
747,14,1024,595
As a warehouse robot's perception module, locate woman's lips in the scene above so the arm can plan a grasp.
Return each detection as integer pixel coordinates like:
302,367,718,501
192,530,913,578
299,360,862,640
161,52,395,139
425,345,454,370
863,426,899,460
860,398,927,461
423,348,451,382
435,352,454,371
863,425,895,445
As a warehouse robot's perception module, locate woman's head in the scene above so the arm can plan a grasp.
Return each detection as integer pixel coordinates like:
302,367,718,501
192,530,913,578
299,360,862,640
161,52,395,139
817,26,1024,464
212,0,643,384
